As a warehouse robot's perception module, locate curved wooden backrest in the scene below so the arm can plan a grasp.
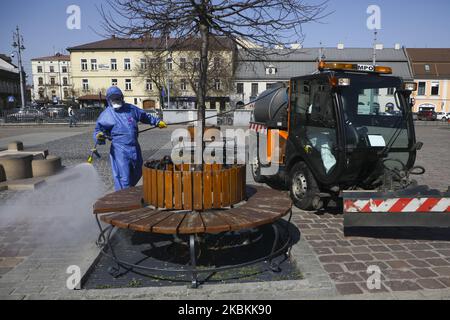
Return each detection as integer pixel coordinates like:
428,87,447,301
143,164,246,211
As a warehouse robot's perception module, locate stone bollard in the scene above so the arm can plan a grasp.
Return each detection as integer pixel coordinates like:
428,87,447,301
0,154,33,181
32,156,63,177
8,141,24,151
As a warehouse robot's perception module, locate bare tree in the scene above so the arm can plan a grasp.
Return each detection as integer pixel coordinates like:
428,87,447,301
100,0,328,127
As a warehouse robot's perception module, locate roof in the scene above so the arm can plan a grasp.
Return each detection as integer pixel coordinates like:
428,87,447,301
67,36,236,52
31,53,70,62
236,47,413,80
406,48,450,79
0,54,18,73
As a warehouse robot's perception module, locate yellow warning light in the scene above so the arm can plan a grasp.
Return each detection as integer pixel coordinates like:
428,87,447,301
318,61,393,74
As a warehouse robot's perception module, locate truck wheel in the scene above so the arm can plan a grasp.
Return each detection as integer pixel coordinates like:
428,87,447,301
251,153,265,183
289,162,319,211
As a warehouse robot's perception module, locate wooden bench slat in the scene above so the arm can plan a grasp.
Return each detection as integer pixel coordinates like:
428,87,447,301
151,169,157,206
178,212,205,234
213,170,222,209
183,171,193,210
221,170,230,207
157,170,165,208
193,172,203,211
203,170,212,210
164,171,173,209
200,212,231,234
152,212,187,234
93,186,143,214
128,211,167,232
173,172,183,210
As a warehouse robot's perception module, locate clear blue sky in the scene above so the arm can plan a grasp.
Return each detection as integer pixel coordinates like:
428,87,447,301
1,0,449,84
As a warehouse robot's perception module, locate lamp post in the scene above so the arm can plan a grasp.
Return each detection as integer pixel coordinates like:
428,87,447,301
12,26,26,109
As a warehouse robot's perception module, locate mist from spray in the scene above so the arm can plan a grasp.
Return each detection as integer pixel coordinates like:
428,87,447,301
0,164,106,247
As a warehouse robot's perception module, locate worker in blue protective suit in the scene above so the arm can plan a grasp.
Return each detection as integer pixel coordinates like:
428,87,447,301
93,86,167,191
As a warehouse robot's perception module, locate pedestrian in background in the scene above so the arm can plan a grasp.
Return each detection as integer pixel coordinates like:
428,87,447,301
68,106,77,128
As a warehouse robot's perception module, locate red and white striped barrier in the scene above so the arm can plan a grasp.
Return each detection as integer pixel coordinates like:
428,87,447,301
249,123,268,135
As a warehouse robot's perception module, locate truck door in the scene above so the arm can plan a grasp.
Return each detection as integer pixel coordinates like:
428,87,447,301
289,77,342,183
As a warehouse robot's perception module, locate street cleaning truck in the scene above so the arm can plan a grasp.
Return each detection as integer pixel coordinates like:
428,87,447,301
249,61,450,232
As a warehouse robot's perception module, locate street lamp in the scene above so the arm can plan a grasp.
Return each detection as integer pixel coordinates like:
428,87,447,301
12,26,26,109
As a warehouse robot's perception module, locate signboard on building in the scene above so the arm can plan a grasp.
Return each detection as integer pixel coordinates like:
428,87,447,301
98,64,110,71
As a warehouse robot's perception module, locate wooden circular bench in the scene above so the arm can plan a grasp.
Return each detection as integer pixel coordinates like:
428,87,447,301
93,185,293,288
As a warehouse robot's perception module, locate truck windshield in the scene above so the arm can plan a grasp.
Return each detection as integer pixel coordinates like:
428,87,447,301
339,77,410,151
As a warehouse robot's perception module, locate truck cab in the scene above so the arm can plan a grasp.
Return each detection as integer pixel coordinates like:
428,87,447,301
250,62,418,210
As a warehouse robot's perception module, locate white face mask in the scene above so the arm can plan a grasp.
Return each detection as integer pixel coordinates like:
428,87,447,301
112,103,122,110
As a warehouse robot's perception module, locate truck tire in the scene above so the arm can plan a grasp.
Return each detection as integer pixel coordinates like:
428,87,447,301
289,162,319,211
251,153,265,183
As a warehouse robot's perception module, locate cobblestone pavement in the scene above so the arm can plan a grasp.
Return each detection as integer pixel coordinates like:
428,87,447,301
0,124,449,299
291,125,450,296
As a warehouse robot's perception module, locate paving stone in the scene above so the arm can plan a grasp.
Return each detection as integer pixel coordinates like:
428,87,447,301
384,269,417,280
436,250,450,257
416,279,446,290
387,280,422,292
344,262,368,272
406,259,431,268
372,252,395,260
329,272,364,283
392,251,416,260
437,278,450,287
352,253,374,262
412,268,439,278
323,264,345,273
319,255,355,263
426,258,449,267
431,267,450,277
411,251,440,259
386,260,411,269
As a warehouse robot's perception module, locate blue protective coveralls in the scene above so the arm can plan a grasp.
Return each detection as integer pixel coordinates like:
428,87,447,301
93,87,160,191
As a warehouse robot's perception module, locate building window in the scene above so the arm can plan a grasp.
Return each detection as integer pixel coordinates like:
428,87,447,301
63,77,68,86
431,81,440,96
180,79,187,91
214,79,221,91
111,59,117,70
425,64,431,72
418,82,426,96
236,83,244,94
166,58,173,71
373,88,380,96
49,66,55,73
140,58,147,70
64,89,69,99
168,79,174,90
82,79,89,91
125,79,132,91
387,87,395,95
112,79,118,86
266,83,277,90
134,98,138,105
124,58,131,70
37,66,43,73
91,59,97,70
193,58,200,70
81,59,88,71
213,57,221,69
251,83,258,98
50,77,56,85
38,77,44,86
62,66,68,73
265,66,278,75
180,58,186,70
146,79,153,91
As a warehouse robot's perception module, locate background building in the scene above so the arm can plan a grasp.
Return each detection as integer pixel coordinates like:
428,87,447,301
31,53,71,104
407,48,450,113
67,36,236,110
233,45,413,108
0,54,20,110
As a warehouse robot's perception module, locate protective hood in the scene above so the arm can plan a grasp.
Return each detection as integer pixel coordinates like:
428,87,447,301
106,86,124,109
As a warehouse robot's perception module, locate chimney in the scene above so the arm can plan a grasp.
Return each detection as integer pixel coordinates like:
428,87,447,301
375,43,384,50
337,43,344,50
394,43,401,50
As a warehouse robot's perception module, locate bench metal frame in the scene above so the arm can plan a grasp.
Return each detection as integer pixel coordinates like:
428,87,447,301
95,209,293,289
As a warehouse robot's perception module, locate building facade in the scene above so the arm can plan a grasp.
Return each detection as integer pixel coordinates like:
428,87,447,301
233,46,413,109
407,48,450,113
0,54,20,110
67,37,236,110
31,53,72,103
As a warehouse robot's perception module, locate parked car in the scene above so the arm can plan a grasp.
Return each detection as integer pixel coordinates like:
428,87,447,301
6,108,46,123
46,105,68,119
417,110,437,121
436,112,450,121
412,112,418,121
